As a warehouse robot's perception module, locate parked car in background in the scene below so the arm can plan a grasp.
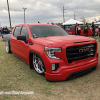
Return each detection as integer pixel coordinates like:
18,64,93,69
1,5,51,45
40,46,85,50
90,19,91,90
6,23,98,81
66,25,99,36
2,33,11,41
1,27,12,41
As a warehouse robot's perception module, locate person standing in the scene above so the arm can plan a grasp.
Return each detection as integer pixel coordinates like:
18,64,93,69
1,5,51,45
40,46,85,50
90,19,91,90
1,27,3,34
5,26,9,34
75,23,77,35
62,25,64,29
0,27,1,36
77,24,81,35
85,23,89,36
98,24,100,42
91,22,95,37
3,27,5,34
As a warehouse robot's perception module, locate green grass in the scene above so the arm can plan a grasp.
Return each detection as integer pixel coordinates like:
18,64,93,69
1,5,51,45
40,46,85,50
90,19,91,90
89,36,99,42
0,37,100,100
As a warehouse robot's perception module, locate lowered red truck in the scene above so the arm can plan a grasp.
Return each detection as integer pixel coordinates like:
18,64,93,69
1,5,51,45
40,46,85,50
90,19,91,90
6,24,98,81
66,25,99,36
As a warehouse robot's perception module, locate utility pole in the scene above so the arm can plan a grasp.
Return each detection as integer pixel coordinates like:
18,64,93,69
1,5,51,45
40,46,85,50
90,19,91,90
23,8,27,23
74,13,76,20
7,0,12,29
62,6,66,23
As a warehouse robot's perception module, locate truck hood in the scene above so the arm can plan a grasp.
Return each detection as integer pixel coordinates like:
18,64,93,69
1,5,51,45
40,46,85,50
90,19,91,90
36,35,94,47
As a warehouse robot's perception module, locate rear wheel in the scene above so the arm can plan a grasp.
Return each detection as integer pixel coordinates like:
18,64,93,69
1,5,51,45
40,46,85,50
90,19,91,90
33,54,45,74
6,39,12,53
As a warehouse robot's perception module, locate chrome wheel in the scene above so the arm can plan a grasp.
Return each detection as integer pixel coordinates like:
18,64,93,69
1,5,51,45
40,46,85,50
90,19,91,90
33,54,45,74
6,40,9,53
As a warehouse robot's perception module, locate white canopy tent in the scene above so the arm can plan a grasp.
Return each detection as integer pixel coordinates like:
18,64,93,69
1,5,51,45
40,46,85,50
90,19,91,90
94,22,100,24
62,19,83,25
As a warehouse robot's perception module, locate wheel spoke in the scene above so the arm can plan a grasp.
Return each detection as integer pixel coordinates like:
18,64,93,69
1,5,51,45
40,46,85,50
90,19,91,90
33,54,45,74
38,61,44,72
41,65,44,72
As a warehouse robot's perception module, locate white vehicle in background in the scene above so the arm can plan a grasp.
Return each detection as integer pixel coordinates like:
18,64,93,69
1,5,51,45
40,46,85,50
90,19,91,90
1,32,11,41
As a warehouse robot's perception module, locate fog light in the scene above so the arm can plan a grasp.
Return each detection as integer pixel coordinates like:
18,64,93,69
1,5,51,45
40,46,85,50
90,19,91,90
52,64,55,71
52,63,59,71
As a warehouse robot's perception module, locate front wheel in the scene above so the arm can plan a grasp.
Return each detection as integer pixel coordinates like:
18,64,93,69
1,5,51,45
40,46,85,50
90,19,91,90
6,39,12,53
33,54,45,74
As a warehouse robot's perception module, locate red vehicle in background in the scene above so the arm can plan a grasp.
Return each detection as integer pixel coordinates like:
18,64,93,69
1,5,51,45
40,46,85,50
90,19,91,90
66,25,99,36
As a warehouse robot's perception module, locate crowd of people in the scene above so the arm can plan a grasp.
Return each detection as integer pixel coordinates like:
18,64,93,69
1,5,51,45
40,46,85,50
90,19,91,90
75,23,89,36
0,26,9,35
98,24,100,42
75,23,81,35
75,22,100,42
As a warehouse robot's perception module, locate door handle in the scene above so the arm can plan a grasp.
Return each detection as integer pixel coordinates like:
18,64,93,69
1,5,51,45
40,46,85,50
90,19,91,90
17,40,20,44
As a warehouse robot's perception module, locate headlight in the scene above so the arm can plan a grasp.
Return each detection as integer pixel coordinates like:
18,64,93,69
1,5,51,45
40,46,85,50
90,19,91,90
44,47,61,59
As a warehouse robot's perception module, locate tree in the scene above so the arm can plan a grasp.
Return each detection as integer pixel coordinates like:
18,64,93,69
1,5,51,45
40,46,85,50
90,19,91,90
80,16,89,24
56,23,62,26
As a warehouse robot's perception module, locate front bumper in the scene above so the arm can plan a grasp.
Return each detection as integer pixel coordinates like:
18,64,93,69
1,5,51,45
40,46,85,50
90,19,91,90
45,59,98,81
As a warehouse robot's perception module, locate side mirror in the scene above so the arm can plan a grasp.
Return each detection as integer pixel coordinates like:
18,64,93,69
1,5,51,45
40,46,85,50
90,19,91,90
17,35,26,41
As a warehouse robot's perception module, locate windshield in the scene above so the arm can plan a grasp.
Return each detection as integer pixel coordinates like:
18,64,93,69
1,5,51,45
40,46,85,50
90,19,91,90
29,25,69,38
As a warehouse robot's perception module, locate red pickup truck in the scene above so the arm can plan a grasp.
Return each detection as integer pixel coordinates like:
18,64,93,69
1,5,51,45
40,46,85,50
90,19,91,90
66,25,99,36
6,24,98,81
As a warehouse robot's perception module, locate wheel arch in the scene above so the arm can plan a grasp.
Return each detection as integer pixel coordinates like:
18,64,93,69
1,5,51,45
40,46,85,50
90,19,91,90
6,38,12,53
29,51,46,71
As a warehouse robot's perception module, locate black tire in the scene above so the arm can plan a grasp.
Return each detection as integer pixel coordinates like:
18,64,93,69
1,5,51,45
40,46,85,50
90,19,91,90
6,39,12,53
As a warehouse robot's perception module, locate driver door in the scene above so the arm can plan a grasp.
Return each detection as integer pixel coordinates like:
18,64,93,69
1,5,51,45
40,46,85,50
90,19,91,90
17,26,29,63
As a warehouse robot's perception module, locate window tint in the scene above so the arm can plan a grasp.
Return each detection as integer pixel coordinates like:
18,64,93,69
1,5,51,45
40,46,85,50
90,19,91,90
13,26,21,37
81,26,85,30
72,26,75,30
70,27,72,30
21,26,29,39
64,26,71,30
29,25,69,38
70,26,75,30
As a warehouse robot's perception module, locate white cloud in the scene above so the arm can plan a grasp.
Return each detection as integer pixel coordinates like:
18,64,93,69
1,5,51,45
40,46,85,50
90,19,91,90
0,0,100,27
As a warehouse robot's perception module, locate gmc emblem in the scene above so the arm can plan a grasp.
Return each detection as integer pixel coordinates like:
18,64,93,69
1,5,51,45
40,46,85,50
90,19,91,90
79,48,91,53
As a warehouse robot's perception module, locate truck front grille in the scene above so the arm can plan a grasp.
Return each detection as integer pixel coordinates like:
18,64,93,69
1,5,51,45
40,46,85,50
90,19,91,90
66,43,96,63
